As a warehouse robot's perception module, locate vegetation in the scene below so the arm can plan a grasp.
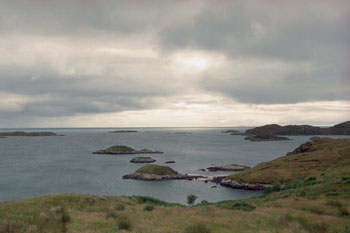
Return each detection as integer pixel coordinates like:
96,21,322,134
143,205,155,211
96,145,136,153
187,194,198,206
226,137,350,184
0,131,59,136
245,120,350,135
184,223,211,233
244,133,290,141
135,164,178,175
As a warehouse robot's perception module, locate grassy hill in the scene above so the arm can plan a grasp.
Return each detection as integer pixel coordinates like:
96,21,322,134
1,138,349,233
226,137,350,184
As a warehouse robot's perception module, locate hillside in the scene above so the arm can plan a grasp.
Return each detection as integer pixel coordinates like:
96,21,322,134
245,120,350,135
225,137,350,185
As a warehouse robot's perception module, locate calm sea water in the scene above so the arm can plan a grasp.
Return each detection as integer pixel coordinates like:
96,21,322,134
1,128,348,204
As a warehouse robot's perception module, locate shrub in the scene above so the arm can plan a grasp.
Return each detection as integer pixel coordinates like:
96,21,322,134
183,223,211,233
143,205,155,211
231,202,256,211
116,216,132,231
187,194,198,206
136,196,168,205
339,207,349,216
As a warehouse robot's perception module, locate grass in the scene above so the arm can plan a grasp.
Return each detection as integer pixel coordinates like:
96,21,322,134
226,137,350,184
135,164,178,175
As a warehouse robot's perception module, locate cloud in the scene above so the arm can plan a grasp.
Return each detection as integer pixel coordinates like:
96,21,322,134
0,0,348,127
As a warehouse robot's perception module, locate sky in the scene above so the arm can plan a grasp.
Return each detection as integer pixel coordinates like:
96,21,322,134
0,0,349,127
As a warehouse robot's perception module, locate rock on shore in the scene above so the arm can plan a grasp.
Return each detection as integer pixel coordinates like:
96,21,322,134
206,164,250,172
220,179,271,190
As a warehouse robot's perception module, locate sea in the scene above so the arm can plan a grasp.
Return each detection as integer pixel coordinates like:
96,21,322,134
1,127,349,204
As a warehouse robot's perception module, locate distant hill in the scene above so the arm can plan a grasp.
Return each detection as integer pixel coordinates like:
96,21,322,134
245,121,350,135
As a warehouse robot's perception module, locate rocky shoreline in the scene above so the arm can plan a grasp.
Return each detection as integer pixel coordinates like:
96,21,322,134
219,179,271,190
122,172,205,181
206,164,250,172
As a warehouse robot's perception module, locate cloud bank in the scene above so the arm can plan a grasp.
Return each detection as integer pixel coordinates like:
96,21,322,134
0,0,348,127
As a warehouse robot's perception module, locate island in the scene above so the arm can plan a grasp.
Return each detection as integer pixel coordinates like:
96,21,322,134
206,164,250,172
220,137,350,190
244,120,350,135
130,157,156,163
122,164,205,181
0,131,61,136
93,145,163,155
244,134,291,141
221,129,243,135
109,130,138,133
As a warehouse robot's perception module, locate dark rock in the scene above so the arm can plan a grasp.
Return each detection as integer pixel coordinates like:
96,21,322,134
206,164,250,172
164,161,176,164
130,157,156,163
0,131,61,136
286,141,314,155
211,186,217,188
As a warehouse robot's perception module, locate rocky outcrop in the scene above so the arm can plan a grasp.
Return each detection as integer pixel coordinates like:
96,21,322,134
206,164,250,172
130,157,156,163
220,179,271,190
122,172,205,181
164,161,175,164
286,141,314,155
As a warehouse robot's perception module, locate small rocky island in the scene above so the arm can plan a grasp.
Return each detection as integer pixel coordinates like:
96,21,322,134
244,134,290,141
130,157,156,163
93,145,163,155
0,131,61,136
206,164,250,172
221,129,243,135
122,164,204,181
109,130,138,133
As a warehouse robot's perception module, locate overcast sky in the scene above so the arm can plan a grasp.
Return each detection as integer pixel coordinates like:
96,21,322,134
0,0,349,127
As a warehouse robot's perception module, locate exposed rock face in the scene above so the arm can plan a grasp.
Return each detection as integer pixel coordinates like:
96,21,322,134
245,121,350,136
220,179,271,190
0,131,61,136
130,157,156,163
244,134,290,141
122,172,205,181
286,141,314,155
207,164,250,172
